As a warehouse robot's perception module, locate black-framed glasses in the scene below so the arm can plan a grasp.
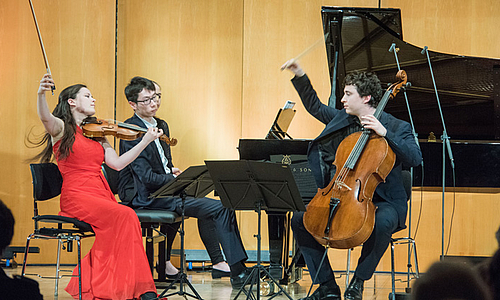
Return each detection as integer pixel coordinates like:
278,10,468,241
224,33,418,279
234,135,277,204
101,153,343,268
137,94,161,105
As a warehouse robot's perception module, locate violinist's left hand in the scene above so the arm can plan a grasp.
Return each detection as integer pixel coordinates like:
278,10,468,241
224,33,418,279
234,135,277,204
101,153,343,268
143,127,164,144
360,115,387,137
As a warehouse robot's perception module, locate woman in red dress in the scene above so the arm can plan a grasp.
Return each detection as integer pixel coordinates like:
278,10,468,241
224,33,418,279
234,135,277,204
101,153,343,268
34,74,163,300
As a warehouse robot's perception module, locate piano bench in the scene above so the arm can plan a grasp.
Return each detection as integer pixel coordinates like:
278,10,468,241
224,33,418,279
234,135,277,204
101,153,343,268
134,209,183,282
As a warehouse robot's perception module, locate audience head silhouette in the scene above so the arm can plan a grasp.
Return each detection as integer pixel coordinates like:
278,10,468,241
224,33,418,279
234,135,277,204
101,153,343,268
488,248,500,300
0,199,15,256
412,261,492,300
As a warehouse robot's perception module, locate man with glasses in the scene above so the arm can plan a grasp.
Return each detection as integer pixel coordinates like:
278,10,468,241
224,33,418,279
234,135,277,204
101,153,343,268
119,77,251,289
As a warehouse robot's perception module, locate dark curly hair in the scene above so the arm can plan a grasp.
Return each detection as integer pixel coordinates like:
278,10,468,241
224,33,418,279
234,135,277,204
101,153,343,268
344,71,383,108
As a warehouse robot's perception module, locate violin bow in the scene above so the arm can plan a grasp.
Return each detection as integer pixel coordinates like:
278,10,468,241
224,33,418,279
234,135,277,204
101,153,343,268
28,0,55,95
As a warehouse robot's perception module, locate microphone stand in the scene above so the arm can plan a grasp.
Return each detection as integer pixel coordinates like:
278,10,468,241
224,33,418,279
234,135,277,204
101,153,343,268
389,43,421,154
389,43,422,296
421,46,455,261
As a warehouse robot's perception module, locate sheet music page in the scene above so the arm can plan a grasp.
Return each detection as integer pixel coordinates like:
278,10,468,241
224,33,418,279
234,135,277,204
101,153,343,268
283,100,295,110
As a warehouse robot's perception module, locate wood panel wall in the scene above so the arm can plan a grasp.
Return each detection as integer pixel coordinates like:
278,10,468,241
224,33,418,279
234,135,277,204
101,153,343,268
1,0,499,274
115,0,245,258
0,0,116,264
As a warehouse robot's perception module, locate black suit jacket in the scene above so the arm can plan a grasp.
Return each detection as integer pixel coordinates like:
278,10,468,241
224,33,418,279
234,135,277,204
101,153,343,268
119,114,176,208
292,75,422,229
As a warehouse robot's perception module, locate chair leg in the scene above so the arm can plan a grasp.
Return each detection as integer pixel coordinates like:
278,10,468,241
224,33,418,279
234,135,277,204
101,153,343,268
145,226,154,274
157,224,167,282
412,240,420,277
346,248,352,287
77,236,82,300
391,240,396,300
55,239,63,296
21,234,34,276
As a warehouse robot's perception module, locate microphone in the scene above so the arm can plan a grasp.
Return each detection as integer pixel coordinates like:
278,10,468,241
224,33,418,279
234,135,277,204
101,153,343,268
388,43,396,53
421,46,428,55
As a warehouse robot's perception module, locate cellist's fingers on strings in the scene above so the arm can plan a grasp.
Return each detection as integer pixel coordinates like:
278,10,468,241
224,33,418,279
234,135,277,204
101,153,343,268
280,59,306,77
38,73,55,95
360,115,387,137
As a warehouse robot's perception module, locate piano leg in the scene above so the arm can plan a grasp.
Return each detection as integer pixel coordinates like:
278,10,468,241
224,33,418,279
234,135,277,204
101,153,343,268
267,211,285,280
267,211,306,285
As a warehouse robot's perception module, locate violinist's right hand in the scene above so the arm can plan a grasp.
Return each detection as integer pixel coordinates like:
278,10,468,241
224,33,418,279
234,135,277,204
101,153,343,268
280,59,306,77
38,73,55,95
143,127,164,144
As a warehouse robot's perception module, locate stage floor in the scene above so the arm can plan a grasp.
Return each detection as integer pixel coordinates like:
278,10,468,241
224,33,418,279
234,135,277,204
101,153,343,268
5,265,415,299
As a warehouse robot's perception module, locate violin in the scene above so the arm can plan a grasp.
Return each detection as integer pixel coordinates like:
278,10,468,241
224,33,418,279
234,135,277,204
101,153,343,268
302,70,407,249
81,118,178,146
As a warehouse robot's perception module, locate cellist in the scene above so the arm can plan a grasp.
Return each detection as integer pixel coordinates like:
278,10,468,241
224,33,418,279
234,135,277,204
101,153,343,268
281,59,422,300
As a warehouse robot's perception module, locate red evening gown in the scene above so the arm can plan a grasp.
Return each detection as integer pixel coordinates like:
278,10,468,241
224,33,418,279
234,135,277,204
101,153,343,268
54,127,156,300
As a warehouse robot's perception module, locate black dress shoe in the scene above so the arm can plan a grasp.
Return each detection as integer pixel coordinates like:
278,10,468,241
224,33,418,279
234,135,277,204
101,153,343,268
344,276,364,300
212,268,231,279
231,268,254,289
166,272,180,279
298,284,341,300
268,265,283,280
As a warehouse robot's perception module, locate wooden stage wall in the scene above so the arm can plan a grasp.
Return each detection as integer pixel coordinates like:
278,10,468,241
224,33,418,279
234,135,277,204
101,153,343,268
1,0,499,274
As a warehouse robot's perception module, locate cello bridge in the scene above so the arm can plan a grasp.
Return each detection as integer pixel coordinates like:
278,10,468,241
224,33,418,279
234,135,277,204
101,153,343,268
335,181,352,191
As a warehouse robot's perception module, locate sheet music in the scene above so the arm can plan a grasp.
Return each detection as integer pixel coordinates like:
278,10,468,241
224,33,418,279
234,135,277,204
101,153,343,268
283,100,295,110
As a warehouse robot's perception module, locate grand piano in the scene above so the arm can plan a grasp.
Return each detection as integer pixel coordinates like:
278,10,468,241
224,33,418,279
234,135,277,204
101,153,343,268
320,6,500,187
238,6,500,285
240,6,500,188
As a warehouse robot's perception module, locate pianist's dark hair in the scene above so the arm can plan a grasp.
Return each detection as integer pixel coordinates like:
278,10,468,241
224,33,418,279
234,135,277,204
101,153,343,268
344,71,383,108
124,76,156,103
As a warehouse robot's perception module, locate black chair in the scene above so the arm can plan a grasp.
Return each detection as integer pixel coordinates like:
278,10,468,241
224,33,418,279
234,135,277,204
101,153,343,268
343,170,419,298
22,163,95,300
389,169,420,299
101,164,182,282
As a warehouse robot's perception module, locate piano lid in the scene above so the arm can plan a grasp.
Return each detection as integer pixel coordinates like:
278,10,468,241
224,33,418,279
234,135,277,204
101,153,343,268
321,6,500,141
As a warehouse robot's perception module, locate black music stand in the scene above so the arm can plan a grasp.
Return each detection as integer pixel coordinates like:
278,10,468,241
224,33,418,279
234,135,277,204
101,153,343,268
152,165,213,300
265,106,296,140
205,160,306,300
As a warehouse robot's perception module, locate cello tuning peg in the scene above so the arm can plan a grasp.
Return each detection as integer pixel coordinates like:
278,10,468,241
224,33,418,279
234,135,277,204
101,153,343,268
401,82,412,91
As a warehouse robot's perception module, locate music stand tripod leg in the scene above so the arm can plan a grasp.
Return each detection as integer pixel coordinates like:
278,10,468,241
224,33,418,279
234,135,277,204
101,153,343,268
157,192,203,300
232,201,293,300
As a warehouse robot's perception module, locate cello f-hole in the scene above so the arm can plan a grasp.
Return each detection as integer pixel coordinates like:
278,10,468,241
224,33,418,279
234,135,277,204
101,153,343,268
354,179,363,202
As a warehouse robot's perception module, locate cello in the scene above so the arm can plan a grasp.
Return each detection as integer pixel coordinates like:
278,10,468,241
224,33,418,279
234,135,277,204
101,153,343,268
303,70,408,249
